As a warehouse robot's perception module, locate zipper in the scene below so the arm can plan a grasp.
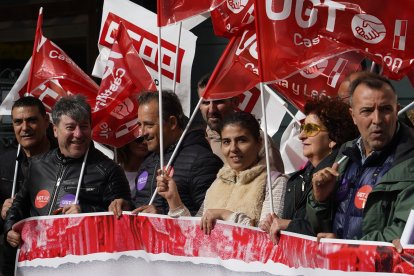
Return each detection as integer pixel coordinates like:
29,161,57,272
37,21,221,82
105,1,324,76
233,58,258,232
342,166,363,238
48,164,66,215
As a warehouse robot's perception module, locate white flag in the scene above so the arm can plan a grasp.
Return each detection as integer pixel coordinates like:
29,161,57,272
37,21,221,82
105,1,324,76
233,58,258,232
280,111,307,174
0,59,31,116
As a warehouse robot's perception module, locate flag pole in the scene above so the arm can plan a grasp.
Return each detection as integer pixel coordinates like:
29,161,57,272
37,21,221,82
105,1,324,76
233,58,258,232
399,101,414,115
264,84,300,124
172,22,182,94
11,7,43,198
259,82,274,212
148,97,203,205
11,145,21,198
157,26,165,195
74,146,90,205
254,0,274,213
27,7,43,95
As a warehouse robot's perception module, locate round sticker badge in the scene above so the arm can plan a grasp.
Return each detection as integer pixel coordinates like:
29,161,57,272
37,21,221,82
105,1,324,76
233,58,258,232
35,190,50,209
136,171,149,191
354,185,373,209
60,194,76,208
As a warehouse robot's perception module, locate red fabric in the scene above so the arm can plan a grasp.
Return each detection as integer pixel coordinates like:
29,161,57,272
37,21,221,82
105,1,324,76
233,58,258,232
92,23,156,147
254,0,414,81
271,51,364,110
202,26,259,100
26,11,97,111
157,0,225,26
211,0,255,38
15,213,414,274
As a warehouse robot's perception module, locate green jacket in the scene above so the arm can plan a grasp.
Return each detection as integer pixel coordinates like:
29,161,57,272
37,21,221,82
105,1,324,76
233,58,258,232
307,123,414,242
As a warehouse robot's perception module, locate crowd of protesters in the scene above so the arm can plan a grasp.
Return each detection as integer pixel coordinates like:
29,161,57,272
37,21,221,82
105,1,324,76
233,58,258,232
1,71,414,275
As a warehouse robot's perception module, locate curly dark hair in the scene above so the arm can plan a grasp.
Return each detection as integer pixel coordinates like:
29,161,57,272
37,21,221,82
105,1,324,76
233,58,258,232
304,97,359,147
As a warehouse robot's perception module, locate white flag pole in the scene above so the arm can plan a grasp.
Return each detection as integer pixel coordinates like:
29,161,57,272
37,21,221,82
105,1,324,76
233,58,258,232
148,97,203,205
11,7,44,198
172,22,182,94
399,101,414,115
150,26,165,206
259,82,274,213
11,144,21,198
74,146,90,205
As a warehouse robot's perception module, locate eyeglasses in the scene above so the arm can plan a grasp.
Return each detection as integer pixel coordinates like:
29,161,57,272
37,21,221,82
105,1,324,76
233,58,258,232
300,123,327,137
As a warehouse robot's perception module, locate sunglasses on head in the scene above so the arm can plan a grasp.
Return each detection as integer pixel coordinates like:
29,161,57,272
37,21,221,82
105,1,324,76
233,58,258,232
134,136,145,143
300,123,327,137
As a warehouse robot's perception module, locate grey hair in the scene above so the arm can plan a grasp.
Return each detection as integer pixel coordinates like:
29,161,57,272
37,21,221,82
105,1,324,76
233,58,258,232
52,95,91,125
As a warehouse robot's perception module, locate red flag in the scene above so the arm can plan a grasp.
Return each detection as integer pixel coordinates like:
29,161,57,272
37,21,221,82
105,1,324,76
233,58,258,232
202,26,259,100
92,22,156,147
211,0,255,38
254,0,414,81
157,0,225,26
271,52,364,111
15,10,99,113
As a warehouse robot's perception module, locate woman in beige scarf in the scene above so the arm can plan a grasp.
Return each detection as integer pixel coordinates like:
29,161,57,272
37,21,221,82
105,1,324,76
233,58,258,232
156,111,287,235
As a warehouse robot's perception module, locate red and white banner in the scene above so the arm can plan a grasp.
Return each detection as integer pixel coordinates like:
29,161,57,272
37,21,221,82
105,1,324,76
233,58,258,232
157,0,224,26
254,0,414,81
93,0,197,115
92,22,156,147
211,0,255,38
14,213,414,275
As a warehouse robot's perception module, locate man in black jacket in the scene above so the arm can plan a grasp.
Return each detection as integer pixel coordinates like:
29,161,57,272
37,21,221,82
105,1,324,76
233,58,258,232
0,96,54,276
112,91,222,216
4,95,131,249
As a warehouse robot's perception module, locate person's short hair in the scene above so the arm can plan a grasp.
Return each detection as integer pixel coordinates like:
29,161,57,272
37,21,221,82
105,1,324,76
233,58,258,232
138,90,187,129
12,96,47,117
51,95,91,125
304,97,358,147
349,72,397,106
197,73,211,90
220,111,261,142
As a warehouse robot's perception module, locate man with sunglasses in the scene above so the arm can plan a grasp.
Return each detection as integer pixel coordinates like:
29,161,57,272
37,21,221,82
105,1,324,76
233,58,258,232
197,73,284,173
307,72,414,242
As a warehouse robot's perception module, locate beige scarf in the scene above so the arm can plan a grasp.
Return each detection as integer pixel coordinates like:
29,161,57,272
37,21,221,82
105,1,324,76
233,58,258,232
203,159,267,225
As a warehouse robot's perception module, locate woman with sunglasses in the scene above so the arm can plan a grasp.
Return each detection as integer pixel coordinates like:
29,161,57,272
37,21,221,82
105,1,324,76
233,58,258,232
116,136,149,198
156,111,288,234
260,97,358,243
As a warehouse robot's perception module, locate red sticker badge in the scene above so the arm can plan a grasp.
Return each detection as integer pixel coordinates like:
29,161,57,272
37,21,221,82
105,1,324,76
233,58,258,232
35,190,51,209
354,185,373,209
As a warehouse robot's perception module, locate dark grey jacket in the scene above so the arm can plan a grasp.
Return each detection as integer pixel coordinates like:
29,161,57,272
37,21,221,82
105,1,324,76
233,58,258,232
134,128,223,215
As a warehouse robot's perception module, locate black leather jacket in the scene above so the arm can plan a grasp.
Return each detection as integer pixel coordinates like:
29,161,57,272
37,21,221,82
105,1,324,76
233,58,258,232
4,145,131,234
0,149,28,233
